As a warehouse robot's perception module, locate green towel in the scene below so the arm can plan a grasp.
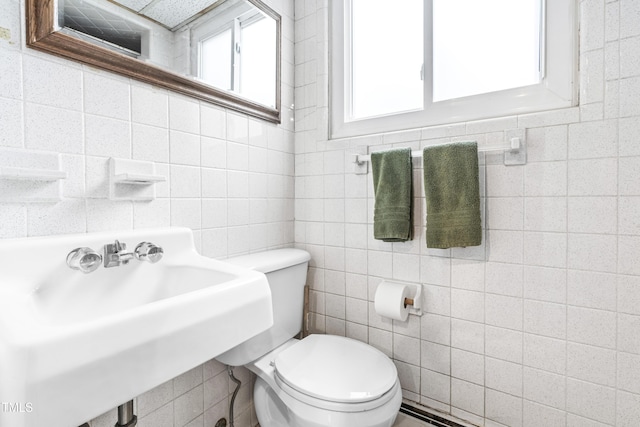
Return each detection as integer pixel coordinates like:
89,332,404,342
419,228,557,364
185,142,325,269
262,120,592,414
423,141,482,248
371,147,413,242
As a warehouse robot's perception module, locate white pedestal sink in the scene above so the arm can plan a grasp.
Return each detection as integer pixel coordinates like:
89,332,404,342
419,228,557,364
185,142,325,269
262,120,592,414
0,227,272,427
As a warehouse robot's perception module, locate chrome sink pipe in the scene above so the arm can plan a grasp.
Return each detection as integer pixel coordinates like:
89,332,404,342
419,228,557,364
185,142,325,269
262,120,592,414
116,400,136,427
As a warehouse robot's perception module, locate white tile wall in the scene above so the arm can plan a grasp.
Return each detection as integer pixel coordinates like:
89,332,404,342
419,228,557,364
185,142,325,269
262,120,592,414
294,0,640,426
5,0,640,425
0,0,294,425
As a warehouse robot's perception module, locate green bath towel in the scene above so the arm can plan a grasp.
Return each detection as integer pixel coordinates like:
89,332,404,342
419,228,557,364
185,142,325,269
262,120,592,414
371,147,413,242
423,142,482,248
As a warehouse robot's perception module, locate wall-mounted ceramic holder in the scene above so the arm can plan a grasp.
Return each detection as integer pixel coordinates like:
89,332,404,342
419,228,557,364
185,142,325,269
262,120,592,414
503,128,527,166
108,158,166,201
0,149,67,203
352,145,369,175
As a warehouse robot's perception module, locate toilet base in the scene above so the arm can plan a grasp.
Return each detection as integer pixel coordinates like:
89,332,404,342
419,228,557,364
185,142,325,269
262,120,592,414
253,376,402,427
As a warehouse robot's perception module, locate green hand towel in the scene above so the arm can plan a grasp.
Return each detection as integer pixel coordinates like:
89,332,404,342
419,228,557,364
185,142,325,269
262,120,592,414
423,141,482,248
371,147,413,242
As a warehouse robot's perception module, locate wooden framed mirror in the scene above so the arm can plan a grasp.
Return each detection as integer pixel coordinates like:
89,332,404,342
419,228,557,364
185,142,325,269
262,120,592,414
26,0,281,123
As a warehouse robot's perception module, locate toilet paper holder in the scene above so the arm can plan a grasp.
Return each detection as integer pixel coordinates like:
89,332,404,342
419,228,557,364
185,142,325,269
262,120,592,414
403,284,422,316
374,281,423,320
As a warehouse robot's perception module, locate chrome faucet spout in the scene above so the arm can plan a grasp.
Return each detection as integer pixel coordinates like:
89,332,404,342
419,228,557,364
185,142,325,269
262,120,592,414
104,240,134,268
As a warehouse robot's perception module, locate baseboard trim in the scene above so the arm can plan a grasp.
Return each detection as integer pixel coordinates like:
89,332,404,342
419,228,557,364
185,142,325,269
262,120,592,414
400,403,470,427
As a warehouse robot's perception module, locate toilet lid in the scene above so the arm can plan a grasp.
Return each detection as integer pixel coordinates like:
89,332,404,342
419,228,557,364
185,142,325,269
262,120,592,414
274,335,397,403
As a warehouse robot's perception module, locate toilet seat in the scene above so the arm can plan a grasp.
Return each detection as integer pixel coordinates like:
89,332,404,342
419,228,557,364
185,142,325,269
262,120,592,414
274,335,398,407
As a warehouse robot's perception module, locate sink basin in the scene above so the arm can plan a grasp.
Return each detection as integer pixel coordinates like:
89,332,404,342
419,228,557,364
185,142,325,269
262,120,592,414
0,227,272,427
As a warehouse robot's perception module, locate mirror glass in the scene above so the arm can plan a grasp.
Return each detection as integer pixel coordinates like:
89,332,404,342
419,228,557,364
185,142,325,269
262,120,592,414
58,0,278,108
26,0,281,122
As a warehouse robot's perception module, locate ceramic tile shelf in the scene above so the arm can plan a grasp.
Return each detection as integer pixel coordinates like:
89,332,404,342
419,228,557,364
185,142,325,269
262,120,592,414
112,173,166,185
0,150,67,203
109,158,165,201
0,166,68,181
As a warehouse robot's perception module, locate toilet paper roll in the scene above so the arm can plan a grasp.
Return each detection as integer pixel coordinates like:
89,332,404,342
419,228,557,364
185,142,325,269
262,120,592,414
374,281,410,321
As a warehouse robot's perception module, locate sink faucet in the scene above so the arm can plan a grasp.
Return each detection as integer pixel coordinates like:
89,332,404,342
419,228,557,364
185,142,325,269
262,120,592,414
66,240,164,272
104,240,134,268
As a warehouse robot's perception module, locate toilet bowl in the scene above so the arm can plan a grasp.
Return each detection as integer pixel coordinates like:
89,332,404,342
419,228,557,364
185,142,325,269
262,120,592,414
216,249,402,427
250,335,402,427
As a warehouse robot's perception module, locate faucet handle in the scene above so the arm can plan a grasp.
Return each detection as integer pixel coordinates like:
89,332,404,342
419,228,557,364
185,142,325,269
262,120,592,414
67,247,102,274
134,242,163,264
114,240,125,252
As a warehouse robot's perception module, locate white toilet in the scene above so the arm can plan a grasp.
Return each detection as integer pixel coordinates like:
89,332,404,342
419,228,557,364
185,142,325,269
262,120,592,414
216,248,402,427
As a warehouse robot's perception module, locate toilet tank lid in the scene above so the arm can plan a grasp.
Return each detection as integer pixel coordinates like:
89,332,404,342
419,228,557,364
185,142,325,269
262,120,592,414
225,248,311,273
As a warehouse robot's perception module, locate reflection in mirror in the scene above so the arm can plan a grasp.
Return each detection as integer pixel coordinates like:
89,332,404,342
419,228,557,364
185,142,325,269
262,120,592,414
26,0,280,123
194,2,276,106
57,0,277,109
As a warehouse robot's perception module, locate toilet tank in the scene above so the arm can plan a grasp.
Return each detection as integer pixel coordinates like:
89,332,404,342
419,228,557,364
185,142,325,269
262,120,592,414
215,249,311,366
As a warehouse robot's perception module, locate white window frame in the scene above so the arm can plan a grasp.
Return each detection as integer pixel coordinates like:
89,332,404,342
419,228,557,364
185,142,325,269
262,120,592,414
330,0,578,139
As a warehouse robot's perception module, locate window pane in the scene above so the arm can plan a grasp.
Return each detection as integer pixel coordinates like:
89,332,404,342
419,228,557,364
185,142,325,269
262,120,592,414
351,0,423,120
239,16,277,107
433,0,542,102
200,28,232,90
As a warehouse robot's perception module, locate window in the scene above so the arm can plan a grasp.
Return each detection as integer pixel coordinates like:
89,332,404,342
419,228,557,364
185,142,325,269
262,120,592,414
330,0,577,138
192,4,277,108
200,27,234,91
351,0,423,119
